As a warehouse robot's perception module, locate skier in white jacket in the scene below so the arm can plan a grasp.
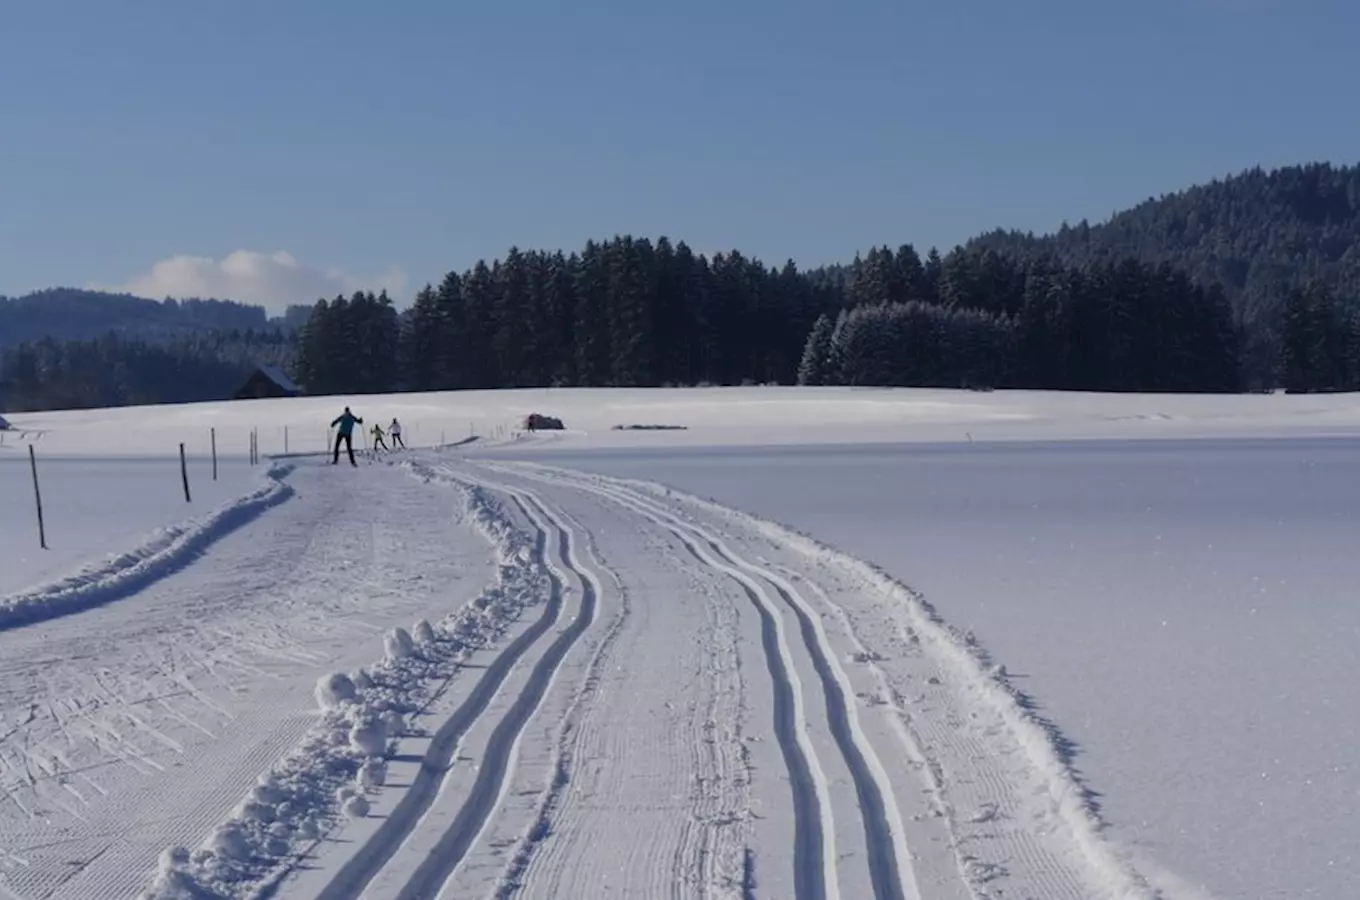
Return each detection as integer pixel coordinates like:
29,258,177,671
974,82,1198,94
389,418,406,449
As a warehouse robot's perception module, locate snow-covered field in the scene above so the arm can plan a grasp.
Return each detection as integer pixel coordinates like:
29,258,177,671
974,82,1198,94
1,386,1357,900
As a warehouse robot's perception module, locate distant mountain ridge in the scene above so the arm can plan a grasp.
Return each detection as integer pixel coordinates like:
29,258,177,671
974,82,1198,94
965,162,1360,384
0,288,308,348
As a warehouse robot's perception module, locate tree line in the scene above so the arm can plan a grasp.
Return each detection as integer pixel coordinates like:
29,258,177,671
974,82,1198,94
294,238,834,395
294,238,1244,398
1280,281,1360,392
7,218,1360,414
798,250,1241,392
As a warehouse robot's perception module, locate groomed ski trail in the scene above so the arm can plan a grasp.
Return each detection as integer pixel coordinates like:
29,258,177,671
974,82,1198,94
0,461,493,900
474,459,1160,900
481,461,913,900
441,469,759,899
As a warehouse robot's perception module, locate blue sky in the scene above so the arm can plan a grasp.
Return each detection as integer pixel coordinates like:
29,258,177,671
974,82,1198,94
2,0,1357,313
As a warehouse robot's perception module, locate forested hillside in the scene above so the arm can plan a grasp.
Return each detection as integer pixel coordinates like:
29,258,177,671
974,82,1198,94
967,162,1360,387
0,289,296,347
0,330,295,412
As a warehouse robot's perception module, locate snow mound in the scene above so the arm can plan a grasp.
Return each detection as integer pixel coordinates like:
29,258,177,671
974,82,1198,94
341,791,371,819
137,463,552,899
383,626,416,661
348,716,388,757
0,462,295,632
314,672,358,711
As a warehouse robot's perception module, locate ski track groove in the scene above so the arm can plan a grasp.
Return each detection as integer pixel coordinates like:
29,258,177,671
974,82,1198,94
480,486,622,900
481,464,840,900
379,487,597,900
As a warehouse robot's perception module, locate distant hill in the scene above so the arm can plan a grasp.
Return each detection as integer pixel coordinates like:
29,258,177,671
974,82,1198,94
0,288,304,348
966,162,1360,386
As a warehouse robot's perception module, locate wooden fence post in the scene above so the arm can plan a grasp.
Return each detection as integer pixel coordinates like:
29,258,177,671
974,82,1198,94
29,444,47,550
211,427,218,481
180,443,192,502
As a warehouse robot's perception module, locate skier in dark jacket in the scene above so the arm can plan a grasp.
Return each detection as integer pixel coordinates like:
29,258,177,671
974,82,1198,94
331,407,363,466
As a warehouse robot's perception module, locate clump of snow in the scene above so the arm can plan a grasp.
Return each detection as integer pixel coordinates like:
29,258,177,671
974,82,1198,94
252,775,285,806
138,467,552,899
413,617,437,644
348,716,388,758
314,671,358,711
209,823,252,862
358,757,387,788
342,793,371,819
237,798,275,824
383,626,415,661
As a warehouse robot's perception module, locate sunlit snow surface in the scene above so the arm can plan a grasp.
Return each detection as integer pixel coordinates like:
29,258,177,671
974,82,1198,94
2,385,1359,900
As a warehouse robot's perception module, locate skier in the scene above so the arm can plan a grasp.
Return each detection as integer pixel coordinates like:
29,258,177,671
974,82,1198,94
389,418,405,449
371,422,389,452
331,407,363,466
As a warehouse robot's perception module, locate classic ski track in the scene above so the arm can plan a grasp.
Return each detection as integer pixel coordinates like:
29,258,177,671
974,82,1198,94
377,484,598,900
773,566,981,897
487,461,921,900
477,463,840,900
473,485,626,900
464,470,759,900
501,461,1159,900
309,491,566,900
588,479,918,900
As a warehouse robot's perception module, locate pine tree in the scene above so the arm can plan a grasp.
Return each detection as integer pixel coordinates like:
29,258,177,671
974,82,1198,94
797,313,835,385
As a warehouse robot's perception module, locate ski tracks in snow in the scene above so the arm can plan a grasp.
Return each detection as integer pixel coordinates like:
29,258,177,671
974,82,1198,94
0,462,492,900
480,462,913,900
16,448,1172,899
473,460,1162,900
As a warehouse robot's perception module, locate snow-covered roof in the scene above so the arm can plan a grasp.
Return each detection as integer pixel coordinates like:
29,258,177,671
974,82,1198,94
256,365,298,394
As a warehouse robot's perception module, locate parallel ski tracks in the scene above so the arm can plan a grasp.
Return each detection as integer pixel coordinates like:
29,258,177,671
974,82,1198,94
312,475,602,900
482,461,920,900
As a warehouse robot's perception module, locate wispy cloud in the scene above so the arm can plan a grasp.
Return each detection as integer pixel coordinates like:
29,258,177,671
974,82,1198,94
94,250,407,314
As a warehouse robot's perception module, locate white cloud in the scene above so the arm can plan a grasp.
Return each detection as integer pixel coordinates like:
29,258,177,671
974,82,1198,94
95,250,408,314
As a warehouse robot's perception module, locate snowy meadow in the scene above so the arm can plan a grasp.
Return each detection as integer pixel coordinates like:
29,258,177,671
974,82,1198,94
2,385,1358,899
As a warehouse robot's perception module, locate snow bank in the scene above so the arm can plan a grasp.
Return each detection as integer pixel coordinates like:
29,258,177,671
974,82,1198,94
138,462,552,900
0,462,295,632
